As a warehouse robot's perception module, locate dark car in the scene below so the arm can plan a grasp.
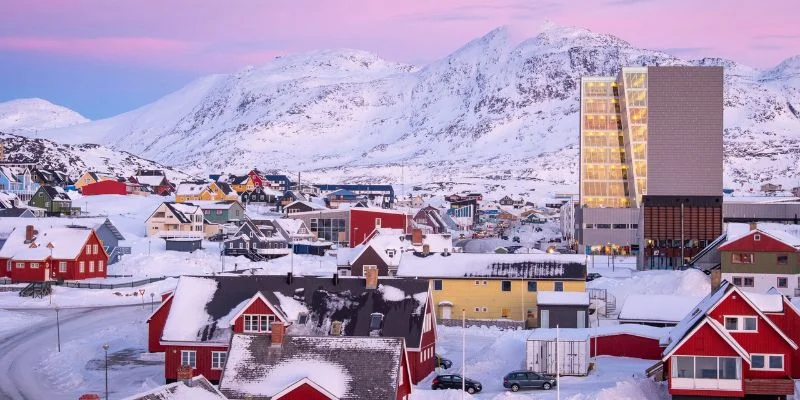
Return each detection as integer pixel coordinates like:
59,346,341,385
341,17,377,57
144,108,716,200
436,354,452,369
500,235,509,241
503,370,556,392
586,272,602,282
512,236,520,243
431,374,482,394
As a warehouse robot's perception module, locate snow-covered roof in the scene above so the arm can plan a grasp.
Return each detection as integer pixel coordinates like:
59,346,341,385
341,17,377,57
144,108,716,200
160,275,430,348
271,218,308,235
527,328,590,341
220,335,404,400
286,200,326,211
162,202,202,223
186,200,240,210
122,375,226,400
0,226,93,260
0,217,122,240
660,282,731,354
176,182,208,196
722,225,800,249
743,292,784,313
619,294,704,323
134,175,166,186
536,291,590,306
397,253,586,279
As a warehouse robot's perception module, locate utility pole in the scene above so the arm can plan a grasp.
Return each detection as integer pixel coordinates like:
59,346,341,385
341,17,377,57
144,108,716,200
461,308,466,398
556,324,561,400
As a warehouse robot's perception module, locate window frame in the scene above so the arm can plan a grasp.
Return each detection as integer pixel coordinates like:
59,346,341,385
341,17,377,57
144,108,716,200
723,315,757,333
211,351,227,370
527,281,537,292
501,280,511,292
554,281,564,292
181,350,197,368
777,254,789,265
243,314,276,333
731,253,754,264
59,261,67,273
751,354,783,371
777,277,788,288
433,279,443,291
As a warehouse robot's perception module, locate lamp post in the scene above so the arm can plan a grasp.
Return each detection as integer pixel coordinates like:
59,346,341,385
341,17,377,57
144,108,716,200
150,292,155,312
54,306,61,352
102,343,109,400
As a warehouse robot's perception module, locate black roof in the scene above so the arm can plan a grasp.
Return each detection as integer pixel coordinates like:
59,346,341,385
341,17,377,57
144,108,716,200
0,208,32,218
163,275,429,348
163,202,194,223
220,335,403,400
215,181,234,194
41,186,71,201
228,175,250,185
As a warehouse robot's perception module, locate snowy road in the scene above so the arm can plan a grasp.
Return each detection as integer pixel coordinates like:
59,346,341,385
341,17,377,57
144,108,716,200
0,305,162,400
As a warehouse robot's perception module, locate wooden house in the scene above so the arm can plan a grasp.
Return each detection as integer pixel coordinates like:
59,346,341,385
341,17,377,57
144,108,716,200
223,218,290,260
145,202,206,238
719,228,800,297
413,206,448,234
240,186,282,206
147,274,436,385
28,186,77,216
761,183,783,195
31,168,70,188
191,200,245,224
652,281,799,399
0,225,109,281
325,188,361,209
133,169,172,195
284,200,325,214
499,196,515,206
122,375,226,400
75,171,115,190
226,175,255,193
0,166,39,201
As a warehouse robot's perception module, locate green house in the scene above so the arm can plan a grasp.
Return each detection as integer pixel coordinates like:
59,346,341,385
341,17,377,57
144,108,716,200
190,200,245,224
28,186,78,216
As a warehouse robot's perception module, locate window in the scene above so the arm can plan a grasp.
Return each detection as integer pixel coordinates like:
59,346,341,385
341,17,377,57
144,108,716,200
297,313,308,324
695,356,718,379
89,261,95,273
754,234,761,241
98,261,104,272
732,253,754,264
672,356,740,380
85,245,91,254
369,313,384,331
584,224,594,229
15,262,24,269
482,307,488,312
743,277,754,287
554,282,564,292
777,277,788,288
216,210,223,215
482,280,487,286
501,281,511,292
79,261,85,273
612,224,627,229
211,351,227,370
433,279,442,291
59,261,67,273
527,281,537,292
375,218,382,227
474,280,480,286
501,308,510,318
673,356,694,378
204,210,210,215
474,307,480,312
724,316,757,332
732,277,742,286
752,354,783,370
362,265,377,277
93,244,98,254
777,254,789,265
243,314,275,333
596,224,611,229
181,350,196,368
30,262,39,269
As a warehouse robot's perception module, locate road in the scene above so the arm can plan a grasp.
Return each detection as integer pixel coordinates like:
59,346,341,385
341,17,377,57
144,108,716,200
0,304,158,400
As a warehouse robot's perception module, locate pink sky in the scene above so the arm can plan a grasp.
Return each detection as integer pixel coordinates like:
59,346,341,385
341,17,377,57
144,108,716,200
1,0,798,72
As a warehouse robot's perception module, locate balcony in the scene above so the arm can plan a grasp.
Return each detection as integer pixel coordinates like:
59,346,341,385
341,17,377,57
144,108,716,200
744,378,795,396
671,377,741,391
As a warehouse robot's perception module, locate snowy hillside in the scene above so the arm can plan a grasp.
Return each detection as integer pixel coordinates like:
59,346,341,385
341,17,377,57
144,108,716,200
0,98,89,134
0,133,192,181
23,24,800,199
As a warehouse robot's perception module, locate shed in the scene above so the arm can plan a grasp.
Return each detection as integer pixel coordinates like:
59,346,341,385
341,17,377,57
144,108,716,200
526,329,590,376
164,237,202,252
537,291,590,329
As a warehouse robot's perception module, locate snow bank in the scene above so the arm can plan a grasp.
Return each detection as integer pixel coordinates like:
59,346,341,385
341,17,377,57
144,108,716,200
619,294,703,323
567,378,670,400
272,291,309,320
589,269,710,311
743,292,784,313
378,284,407,301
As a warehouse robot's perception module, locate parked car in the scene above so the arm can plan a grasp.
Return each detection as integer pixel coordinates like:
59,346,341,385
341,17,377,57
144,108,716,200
431,375,482,394
512,236,520,243
435,354,452,369
503,370,556,392
500,235,509,240
586,272,602,282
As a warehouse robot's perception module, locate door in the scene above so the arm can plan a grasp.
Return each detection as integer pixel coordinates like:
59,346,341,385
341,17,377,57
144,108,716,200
441,305,452,320
528,372,544,388
577,310,586,328
540,310,550,328
44,265,50,281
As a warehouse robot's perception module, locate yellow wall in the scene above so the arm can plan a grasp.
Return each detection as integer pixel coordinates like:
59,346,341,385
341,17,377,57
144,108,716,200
430,278,586,323
75,172,97,189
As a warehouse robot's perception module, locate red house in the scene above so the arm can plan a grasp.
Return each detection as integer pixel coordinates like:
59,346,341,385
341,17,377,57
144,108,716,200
654,281,798,399
147,273,435,386
349,208,408,247
81,179,133,196
219,333,412,400
0,225,109,281
247,169,264,187
133,170,173,196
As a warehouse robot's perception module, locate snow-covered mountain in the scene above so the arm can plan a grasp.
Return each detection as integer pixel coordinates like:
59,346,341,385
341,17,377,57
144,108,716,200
23,24,800,199
0,133,191,182
0,98,89,134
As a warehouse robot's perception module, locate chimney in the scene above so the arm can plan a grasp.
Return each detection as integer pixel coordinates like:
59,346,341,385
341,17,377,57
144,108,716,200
25,225,34,243
710,269,722,291
411,228,423,246
176,365,193,385
365,267,378,290
270,322,285,347
286,272,293,284
331,320,343,336
332,273,339,285
748,222,758,231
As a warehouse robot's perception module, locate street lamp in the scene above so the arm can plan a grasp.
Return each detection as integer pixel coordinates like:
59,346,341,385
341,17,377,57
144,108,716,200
102,344,110,400
54,306,61,352
150,292,155,312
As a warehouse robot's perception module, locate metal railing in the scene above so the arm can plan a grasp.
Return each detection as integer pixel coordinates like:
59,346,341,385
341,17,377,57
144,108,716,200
57,277,171,289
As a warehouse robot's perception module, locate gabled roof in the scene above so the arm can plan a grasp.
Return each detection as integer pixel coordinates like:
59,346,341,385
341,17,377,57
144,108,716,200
0,227,95,260
121,375,226,400
159,275,430,348
662,317,751,362
214,182,236,195
0,208,33,218
160,202,201,224
719,228,800,251
40,186,71,201
327,189,358,198
228,175,251,185
134,175,167,187
176,181,209,196
220,335,404,400
397,253,586,279
285,200,325,211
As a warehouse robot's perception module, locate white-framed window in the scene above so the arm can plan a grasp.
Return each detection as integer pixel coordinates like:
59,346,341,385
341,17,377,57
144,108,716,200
211,351,227,370
671,355,740,379
6,260,10,272
754,234,761,241
362,265,377,277
79,261,85,273
85,245,91,254
93,244,98,254
243,314,275,333
59,261,67,273
474,280,480,286
777,277,788,288
474,307,480,312
30,262,39,269
751,354,783,370
15,262,24,269
98,261,104,272
375,218,382,227
724,316,757,332
732,253,754,264
216,210,223,215
89,261,95,273
180,350,196,368
482,307,488,312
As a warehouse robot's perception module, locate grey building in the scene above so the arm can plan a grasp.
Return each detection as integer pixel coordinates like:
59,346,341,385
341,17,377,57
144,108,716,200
536,291,590,329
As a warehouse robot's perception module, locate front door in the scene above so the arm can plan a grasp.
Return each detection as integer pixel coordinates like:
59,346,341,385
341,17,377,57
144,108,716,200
441,305,452,320
44,265,50,281
540,310,550,328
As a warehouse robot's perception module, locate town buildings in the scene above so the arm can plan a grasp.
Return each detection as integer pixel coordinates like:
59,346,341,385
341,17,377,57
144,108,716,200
719,227,800,297
576,66,724,269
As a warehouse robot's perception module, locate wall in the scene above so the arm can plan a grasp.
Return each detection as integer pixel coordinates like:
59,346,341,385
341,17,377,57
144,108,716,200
163,344,228,383
148,296,173,353
81,180,126,195
578,207,640,248
647,66,723,196
350,246,390,277
350,209,407,247
723,202,800,223
590,334,662,359
273,383,333,400
431,278,585,322
538,304,589,329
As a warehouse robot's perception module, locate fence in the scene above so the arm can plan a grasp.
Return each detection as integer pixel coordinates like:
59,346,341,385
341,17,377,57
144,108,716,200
57,277,172,289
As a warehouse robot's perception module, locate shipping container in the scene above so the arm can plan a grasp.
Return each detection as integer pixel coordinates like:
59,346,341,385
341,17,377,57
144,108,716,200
526,329,590,376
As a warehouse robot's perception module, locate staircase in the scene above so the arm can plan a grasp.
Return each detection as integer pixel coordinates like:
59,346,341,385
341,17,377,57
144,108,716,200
246,249,266,262
19,282,52,298
588,288,617,317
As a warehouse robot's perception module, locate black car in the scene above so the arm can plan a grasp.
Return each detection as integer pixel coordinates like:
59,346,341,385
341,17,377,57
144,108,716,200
431,374,482,394
503,370,556,391
586,272,602,281
435,354,452,369
512,236,520,243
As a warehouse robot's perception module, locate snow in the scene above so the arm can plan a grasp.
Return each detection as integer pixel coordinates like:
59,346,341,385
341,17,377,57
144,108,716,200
0,98,89,134
0,278,178,309
133,175,166,187
618,294,704,323
660,283,729,354
378,284,407,302
121,377,225,400
0,309,47,336
234,357,350,398
743,292,785,313
527,328,590,341
537,291,590,306
272,291,309,321
588,269,710,313
397,253,586,278
161,276,218,342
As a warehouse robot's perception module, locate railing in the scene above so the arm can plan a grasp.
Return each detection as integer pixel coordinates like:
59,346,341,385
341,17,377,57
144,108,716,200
588,288,617,317
58,277,171,289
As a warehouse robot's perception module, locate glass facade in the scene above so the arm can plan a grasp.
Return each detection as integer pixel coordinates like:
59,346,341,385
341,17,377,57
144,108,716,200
310,218,347,245
580,68,648,208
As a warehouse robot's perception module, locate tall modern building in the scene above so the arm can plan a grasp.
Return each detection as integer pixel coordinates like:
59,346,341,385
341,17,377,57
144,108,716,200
576,66,724,269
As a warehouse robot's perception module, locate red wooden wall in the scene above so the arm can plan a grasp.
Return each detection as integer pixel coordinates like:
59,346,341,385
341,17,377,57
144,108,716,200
273,383,333,400
81,180,127,196
590,334,663,360
148,295,173,353
163,344,228,383
349,209,408,247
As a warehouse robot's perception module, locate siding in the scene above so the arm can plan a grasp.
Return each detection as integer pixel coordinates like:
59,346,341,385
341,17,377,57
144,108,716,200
148,296,173,353
232,296,279,333
350,246,390,277
163,344,228,383
273,383,333,400
590,334,662,359
349,209,407,248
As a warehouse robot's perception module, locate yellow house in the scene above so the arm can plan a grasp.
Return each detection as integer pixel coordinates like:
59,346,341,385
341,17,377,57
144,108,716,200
397,253,587,328
75,171,115,190
175,181,211,203
207,182,240,201
226,175,255,193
